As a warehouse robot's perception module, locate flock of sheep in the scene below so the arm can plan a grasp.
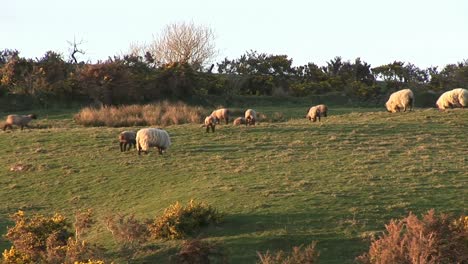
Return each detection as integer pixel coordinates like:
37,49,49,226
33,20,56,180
2,88,467,156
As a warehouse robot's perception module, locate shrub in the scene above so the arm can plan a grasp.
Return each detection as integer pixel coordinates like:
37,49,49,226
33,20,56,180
3,210,104,264
104,213,149,252
148,199,223,240
2,246,33,264
257,242,319,264
356,210,468,264
5,210,73,261
170,239,227,264
73,101,205,127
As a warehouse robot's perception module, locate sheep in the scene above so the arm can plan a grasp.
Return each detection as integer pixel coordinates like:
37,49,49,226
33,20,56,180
3,114,37,131
136,128,171,156
315,104,328,117
210,108,230,124
306,106,321,122
233,117,246,126
244,109,257,126
385,89,414,113
436,88,468,109
202,115,216,133
119,131,136,152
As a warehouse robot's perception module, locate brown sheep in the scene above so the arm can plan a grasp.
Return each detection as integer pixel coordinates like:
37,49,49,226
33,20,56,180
203,115,216,133
210,108,230,124
3,114,37,131
119,131,136,152
315,104,328,117
233,117,246,126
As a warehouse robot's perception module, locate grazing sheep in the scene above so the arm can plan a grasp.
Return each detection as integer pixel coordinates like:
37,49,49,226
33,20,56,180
136,128,171,156
385,89,414,113
244,109,257,126
210,108,230,124
203,115,216,133
119,131,136,152
233,117,246,126
436,88,468,109
306,106,321,122
3,114,37,131
315,104,328,117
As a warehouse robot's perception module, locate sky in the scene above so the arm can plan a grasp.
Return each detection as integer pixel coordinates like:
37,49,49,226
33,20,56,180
3,0,468,69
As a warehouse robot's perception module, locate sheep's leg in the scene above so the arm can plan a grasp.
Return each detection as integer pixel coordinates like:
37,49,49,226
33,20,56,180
206,126,210,133
211,125,215,133
158,148,163,155
120,142,124,152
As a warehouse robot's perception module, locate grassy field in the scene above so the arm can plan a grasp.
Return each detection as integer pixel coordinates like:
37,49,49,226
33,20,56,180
0,106,466,263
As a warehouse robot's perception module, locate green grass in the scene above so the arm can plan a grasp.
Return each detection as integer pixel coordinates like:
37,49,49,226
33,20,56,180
0,107,466,263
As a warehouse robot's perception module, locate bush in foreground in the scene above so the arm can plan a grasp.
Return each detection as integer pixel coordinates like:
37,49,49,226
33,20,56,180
356,210,467,264
148,200,223,240
170,238,227,264
3,210,104,264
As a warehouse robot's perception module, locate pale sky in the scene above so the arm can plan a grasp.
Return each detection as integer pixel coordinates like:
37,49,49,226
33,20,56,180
3,0,467,69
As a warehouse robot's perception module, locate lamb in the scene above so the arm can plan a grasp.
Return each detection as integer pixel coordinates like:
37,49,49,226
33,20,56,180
306,106,321,122
233,117,246,126
385,89,414,113
119,131,136,152
244,109,257,126
210,108,230,124
136,128,171,156
3,114,37,131
203,115,216,133
436,88,468,109
315,104,328,117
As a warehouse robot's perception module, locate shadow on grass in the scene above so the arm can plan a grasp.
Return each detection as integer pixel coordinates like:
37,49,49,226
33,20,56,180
136,212,370,264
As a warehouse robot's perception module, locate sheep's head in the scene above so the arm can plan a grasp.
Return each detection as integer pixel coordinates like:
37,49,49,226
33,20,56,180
29,114,38,119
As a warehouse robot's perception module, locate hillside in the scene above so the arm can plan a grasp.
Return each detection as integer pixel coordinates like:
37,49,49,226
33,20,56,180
0,107,466,263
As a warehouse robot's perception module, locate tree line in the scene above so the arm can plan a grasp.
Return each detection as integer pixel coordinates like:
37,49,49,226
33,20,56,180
1,48,467,108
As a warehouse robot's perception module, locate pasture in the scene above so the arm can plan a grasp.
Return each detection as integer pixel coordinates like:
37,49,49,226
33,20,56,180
0,106,466,263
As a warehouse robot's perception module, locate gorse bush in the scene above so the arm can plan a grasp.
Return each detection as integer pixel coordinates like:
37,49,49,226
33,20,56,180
148,200,223,240
74,101,206,127
257,242,320,264
5,210,73,261
356,210,468,264
3,210,104,264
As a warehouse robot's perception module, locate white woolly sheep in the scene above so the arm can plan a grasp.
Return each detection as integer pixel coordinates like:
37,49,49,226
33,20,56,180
385,89,414,113
436,88,468,109
315,104,328,117
119,131,136,152
306,106,321,122
244,109,257,126
202,115,216,133
210,108,230,124
3,114,37,131
233,117,246,126
136,128,171,156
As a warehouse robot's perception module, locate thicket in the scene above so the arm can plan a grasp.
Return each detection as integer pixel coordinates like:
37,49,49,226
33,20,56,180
1,49,467,110
357,210,467,264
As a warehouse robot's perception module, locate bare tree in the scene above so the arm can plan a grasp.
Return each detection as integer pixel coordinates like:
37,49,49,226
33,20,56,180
148,21,217,69
67,37,86,63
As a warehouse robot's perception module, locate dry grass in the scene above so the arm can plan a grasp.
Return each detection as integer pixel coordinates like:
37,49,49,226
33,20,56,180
74,101,205,127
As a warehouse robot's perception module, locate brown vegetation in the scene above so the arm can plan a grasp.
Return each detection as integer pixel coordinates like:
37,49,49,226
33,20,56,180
257,242,320,264
356,210,468,264
74,101,205,127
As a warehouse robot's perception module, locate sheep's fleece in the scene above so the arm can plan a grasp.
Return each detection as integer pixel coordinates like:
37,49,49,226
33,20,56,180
136,128,171,152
